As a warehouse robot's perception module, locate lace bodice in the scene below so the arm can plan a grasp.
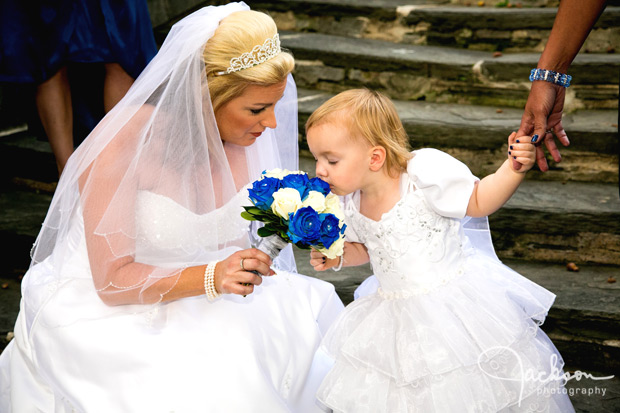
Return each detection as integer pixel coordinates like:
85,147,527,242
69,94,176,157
343,148,479,297
345,190,474,296
134,187,251,265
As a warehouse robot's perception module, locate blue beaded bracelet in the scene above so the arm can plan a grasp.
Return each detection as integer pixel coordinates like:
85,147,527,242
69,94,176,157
529,68,572,88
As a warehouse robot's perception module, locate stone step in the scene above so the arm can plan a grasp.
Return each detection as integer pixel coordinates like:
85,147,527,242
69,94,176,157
0,129,57,185
297,88,619,184
490,180,620,266
258,0,620,53
405,5,620,53
282,31,620,111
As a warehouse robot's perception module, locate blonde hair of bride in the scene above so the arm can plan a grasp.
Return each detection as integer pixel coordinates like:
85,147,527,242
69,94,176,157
204,10,295,113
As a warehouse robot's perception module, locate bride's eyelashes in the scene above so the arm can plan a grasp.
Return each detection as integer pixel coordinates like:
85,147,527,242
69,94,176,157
250,108,266,115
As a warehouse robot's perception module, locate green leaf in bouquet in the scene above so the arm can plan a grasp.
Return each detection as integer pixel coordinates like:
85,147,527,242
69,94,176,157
243,206,267,215
240,211,258,221
257,226,277,237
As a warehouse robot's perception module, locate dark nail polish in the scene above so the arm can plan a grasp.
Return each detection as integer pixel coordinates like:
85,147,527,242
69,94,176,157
513,156,516,159
508,151,512,155
531,134,539,143
516,139,520,143
510,145,513,150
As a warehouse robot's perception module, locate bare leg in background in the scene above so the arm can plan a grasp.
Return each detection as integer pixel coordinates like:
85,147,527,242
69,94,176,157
35,67,73,176
103,63,134,112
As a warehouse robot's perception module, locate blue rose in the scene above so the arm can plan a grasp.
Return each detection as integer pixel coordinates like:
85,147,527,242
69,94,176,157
318,213,341,248
281,173,311,200
308,177,331,196
287,207,321,245
248,177,281,210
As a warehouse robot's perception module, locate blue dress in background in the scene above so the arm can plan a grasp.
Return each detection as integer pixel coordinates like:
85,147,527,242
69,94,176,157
0,0,157,83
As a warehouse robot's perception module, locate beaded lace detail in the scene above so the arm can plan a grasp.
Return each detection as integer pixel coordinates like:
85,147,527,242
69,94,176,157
345,186,468,294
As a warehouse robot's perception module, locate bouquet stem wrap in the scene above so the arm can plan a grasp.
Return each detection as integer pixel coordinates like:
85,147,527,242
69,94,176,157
255,234,289,261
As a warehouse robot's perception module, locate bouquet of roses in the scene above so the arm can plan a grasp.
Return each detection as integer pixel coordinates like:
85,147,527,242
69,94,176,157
241,169,346,261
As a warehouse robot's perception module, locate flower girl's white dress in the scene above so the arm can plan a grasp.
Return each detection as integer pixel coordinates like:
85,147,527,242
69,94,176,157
317,148,575,412
0,186,343,413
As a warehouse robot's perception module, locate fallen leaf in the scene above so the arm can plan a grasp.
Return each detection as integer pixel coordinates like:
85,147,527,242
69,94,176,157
493,51,503,58
477,1,485,6
1,283,8,289
608,277,617,284
496,108,503,113
566,262,579,272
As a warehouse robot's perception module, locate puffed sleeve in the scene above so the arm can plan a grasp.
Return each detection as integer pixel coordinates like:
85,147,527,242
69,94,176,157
408,148,479,219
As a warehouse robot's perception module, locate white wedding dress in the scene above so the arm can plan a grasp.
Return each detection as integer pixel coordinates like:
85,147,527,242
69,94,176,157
317,149,574,412
0,186,344,412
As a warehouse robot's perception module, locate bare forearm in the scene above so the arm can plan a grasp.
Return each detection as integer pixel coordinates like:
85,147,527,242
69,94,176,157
94,257,205,306
539,0,607,72
466,160,525,218
342,241,369,267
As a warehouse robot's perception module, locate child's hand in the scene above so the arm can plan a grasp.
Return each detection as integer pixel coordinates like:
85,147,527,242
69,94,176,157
508,131,536,173
310,249,340,272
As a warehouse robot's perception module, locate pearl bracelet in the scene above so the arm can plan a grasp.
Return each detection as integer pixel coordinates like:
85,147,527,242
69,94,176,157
204,261,221,301
529,68,571,88
332,254,344,272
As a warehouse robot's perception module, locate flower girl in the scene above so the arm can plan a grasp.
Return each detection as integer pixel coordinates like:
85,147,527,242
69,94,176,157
306,89,574,412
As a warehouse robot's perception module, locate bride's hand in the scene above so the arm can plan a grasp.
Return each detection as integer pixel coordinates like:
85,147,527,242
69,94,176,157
214,249,276,296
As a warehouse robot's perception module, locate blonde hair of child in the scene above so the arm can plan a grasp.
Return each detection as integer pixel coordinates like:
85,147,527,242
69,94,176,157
306,89,412,176
203,10,295,112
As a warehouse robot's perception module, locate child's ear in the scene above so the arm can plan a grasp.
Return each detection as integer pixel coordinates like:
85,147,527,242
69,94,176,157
369,146,387,172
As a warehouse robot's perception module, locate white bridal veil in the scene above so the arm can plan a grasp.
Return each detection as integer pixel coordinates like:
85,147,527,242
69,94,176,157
23,2,299,318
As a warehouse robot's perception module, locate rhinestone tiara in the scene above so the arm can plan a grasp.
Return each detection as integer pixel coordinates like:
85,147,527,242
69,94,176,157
216,33,281,75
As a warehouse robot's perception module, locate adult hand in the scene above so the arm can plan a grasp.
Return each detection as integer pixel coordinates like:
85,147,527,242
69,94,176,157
515,81,570,172
214,248,275,296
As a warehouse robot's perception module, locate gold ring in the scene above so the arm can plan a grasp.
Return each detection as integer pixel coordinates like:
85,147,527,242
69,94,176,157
240,258,246,271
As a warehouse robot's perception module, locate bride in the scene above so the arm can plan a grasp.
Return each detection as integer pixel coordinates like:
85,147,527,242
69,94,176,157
0,3,343,412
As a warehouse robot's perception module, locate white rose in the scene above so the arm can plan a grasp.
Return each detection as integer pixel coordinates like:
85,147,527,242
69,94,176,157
271,188,302,220
263,168,287,179
323,193,345,220
318,236,345,260
301,190,326,213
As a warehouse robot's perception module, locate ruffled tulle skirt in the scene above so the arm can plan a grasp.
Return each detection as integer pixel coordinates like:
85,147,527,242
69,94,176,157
317,255,575,412
0,259,343,412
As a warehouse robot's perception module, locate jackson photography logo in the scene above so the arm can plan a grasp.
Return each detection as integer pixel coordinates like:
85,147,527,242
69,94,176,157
477,346,615,406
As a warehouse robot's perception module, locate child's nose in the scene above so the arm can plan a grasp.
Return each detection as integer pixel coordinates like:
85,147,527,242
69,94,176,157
315,163,326,178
